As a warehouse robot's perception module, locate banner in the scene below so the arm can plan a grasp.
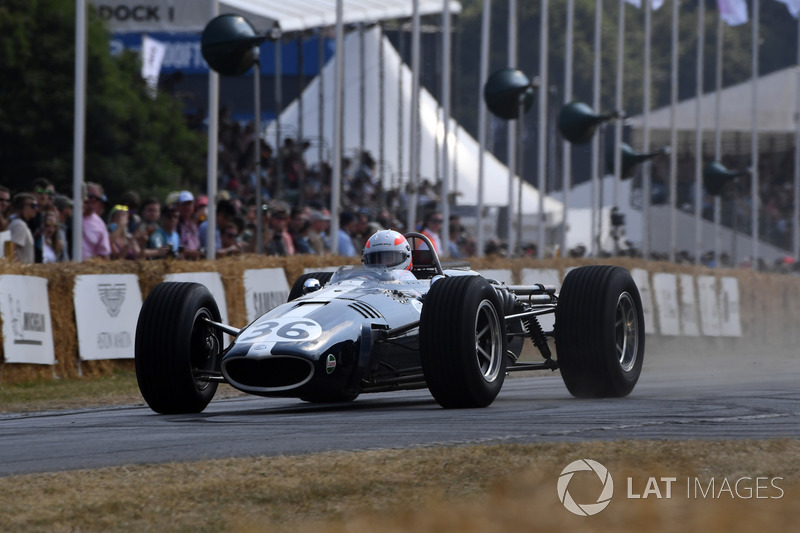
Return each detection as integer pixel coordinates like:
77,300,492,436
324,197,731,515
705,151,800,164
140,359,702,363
717,0,749,26
92,0,278,34
163,272,230,343
0,276,55,365
625,0,665,10
243,268,290,323
74,274,143,360
141,35,166,97
93,0,217,33
774,0,800,17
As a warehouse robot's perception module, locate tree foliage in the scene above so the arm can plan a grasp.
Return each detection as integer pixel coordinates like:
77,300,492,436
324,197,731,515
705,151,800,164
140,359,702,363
0,0,206,203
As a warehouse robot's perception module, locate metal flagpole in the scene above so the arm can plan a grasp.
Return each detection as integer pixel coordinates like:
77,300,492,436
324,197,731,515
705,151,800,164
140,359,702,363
668,0,679,262
561,0,574,257
642,0,652,261
694,0,705,265
795,17,800,261
506,0,518,257
297,33,306,207
592,0,603,256
275,37,283,199
477,0,491,257
398,28,404,196
72,0,87,262
205,0,220,259
253,48,263,254
441,0,452,258
751,0,760,270
407,0,422,233
714,14,723,266
318,31,324,167
378,26,386,206
537,0,549,259
359,24,366,157
613,0,625,231
330,0,344,254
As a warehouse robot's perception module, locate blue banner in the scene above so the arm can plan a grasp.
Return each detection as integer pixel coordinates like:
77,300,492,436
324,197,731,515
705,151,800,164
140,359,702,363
111,32,335,76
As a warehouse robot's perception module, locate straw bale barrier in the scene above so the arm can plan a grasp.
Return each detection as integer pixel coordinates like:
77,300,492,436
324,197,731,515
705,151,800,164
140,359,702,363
1,255,798,385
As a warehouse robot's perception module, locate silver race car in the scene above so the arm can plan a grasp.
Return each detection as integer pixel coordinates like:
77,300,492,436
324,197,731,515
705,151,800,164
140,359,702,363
135,232,644,414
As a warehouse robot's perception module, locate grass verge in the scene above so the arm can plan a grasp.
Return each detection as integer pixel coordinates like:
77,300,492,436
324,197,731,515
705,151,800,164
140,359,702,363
0,440,796,532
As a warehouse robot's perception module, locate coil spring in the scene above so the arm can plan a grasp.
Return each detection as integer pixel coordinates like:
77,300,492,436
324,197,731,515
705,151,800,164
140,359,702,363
523,317,551,360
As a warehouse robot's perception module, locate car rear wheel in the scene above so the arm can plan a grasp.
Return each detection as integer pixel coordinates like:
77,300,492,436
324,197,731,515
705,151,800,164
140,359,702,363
135,282,222,413
554,266,644,398
420,276,507,408
288,272,334,301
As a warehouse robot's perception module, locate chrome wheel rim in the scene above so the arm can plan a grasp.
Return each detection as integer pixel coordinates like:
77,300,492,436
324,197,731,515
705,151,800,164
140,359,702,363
190,308,219,391
475,300,502,382
615,292,639,372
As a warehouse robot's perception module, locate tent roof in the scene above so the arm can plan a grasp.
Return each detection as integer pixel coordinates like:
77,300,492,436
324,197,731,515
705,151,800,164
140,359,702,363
265,27,563,219
223,0,462,33
627,66,800,133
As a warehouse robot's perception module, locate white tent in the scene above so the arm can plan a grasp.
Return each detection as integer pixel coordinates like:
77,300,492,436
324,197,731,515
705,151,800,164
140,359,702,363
265,26,563,219
627,66,800,149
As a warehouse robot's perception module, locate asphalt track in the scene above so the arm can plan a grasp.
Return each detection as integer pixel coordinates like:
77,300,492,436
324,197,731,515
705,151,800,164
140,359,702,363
0,350,798,477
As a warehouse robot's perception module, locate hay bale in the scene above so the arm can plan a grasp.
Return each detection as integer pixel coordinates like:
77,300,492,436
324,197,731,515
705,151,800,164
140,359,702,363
1,255,797,386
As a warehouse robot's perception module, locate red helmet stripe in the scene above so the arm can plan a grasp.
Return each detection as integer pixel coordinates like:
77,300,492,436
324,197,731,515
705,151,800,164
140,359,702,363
394,236,405,246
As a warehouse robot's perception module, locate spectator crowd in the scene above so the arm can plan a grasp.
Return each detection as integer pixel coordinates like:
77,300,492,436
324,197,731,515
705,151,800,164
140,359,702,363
2,111,799,274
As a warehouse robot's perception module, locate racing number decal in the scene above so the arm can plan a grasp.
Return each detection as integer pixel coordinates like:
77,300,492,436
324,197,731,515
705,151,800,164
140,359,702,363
238,318,323,343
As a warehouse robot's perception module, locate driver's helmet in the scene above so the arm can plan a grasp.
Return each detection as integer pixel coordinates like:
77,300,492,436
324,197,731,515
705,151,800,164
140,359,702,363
362,230,413,271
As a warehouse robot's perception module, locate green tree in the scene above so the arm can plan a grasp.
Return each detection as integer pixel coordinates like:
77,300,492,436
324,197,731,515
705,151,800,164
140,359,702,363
0,0,206,203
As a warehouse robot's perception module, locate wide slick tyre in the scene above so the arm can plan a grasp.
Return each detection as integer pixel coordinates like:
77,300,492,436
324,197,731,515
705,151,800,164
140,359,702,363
420,276,507,408
135,282,222,414
288,271,334,301
554,265,644,398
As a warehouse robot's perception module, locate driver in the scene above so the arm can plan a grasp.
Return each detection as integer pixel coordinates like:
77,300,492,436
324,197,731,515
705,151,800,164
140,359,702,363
362,230,415,278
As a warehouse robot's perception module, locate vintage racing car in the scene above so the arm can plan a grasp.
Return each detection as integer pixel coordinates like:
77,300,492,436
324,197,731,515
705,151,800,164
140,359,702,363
134,232,645,414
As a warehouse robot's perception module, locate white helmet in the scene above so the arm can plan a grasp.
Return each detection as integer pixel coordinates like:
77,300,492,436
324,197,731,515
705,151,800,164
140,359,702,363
362,230,413,271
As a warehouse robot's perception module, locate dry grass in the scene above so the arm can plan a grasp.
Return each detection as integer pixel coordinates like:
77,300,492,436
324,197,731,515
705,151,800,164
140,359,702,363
0,440,796,532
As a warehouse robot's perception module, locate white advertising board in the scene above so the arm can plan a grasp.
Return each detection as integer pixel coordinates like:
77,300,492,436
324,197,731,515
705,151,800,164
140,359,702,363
652,273,680,336
243,268,291,323
520,269,560,331
697,275,721,336
74,274,142,360
0,230,10,258
719,277,742,337
631,268,657,335
163,272,230,341
478,269,513,285
678,273,700,337
0,275,55,365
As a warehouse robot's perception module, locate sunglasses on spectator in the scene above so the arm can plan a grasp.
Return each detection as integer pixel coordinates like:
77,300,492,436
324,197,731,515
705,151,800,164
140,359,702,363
87,194,103,202
0,198,10,203
430,218,443,223
26,202,39,209
224,232,238,238
36,188,55,197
